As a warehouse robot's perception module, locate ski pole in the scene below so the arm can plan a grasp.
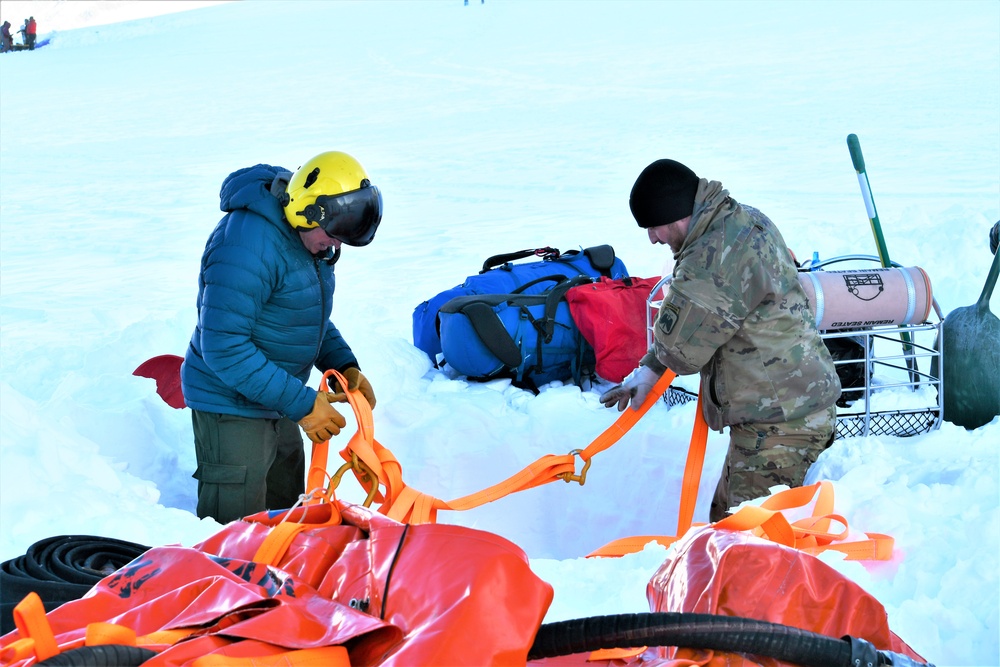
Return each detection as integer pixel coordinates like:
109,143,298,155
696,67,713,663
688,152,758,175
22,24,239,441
846,134,919,386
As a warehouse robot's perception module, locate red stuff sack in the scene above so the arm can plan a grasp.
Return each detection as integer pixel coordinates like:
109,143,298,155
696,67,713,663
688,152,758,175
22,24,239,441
566,276,663,383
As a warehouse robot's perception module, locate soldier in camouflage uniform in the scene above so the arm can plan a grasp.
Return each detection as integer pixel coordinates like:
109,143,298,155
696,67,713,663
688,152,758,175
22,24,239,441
601,159,841,521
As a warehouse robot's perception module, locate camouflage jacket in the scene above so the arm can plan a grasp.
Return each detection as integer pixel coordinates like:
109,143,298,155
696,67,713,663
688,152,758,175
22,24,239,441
641,179,840,431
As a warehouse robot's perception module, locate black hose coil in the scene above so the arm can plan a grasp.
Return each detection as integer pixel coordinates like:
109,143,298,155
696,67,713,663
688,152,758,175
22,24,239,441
1,535,150,635
528,612,853,665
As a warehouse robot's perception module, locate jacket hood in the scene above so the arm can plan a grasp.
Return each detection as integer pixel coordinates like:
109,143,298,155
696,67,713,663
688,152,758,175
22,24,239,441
219,164,293,224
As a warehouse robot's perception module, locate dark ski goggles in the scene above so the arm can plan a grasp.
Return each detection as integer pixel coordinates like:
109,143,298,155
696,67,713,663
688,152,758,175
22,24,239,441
297,180,383,247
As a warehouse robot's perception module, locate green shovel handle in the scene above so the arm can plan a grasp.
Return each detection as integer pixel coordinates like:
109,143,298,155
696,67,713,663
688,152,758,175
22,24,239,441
847,134,865,172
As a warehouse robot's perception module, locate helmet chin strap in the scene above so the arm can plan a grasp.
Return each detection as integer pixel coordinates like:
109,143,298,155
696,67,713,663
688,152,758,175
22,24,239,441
324,245,342,265
270,171,293,200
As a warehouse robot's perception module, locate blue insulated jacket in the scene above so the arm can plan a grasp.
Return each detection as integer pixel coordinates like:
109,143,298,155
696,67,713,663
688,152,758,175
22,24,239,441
181,164,358,422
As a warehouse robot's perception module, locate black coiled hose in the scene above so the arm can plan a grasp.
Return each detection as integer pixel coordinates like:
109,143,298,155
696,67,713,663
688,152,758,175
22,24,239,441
529,612,850,664
528,612,934,667
0,535,150,635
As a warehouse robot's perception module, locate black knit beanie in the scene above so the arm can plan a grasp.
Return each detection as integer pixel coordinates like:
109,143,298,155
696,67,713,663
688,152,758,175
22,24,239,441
629,159,699,229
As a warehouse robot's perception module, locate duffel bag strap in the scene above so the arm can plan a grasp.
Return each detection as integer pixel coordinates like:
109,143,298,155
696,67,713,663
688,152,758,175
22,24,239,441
581,244,617,275
454,274,594,369
480,247,560,273
457,301,524,368
535,274,594,342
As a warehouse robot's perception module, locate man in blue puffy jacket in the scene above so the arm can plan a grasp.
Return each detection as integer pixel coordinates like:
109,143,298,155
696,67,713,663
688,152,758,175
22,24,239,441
181,151,382,523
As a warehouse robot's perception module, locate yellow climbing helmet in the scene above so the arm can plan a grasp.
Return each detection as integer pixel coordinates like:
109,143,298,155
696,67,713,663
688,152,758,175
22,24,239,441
282,151,383,246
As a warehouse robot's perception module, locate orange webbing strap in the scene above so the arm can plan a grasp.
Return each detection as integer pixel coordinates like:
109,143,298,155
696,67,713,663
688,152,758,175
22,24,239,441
575,371,678,463
590,647,649,661
308,369,677,525
252,521,313,566
675,391,709,536
85,622,137,647
587,410,895,561
586,389,709,558
713,481,894,561
0,597,197,664
380,369,674,524
806,532,894,561
138,628,199,647
382,452,579,524
305,439,331,502
191,645,350,667
1,592,60,663
587,535,679,558
250,504,343,566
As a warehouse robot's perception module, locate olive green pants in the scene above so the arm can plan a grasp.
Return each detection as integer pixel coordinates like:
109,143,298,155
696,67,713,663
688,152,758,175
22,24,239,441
191,410,305,524
710,404,837,522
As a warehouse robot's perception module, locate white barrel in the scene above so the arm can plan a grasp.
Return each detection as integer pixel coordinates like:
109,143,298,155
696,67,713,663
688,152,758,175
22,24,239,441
798,266,933,331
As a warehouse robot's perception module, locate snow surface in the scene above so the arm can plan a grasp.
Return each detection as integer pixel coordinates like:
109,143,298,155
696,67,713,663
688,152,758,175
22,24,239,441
1,1,998,665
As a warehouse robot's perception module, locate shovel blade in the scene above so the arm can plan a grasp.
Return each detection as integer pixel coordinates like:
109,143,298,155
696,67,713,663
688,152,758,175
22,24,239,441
133,354,186,409
935,305,1000,429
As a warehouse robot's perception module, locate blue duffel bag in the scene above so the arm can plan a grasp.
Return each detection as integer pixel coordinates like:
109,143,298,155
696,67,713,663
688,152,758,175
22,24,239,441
437,274,597,389
412,245,629,362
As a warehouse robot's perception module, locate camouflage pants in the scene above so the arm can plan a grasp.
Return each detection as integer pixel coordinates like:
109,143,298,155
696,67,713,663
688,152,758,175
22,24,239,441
710,404,837,522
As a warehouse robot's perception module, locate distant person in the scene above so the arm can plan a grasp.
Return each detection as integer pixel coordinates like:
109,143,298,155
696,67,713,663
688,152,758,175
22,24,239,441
1,21,13,53
26,16,36,49
600,158,841,522
181,151,382,524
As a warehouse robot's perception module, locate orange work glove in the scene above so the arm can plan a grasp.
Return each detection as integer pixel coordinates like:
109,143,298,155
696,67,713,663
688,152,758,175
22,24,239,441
330,367,376,410
297,391,348,443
